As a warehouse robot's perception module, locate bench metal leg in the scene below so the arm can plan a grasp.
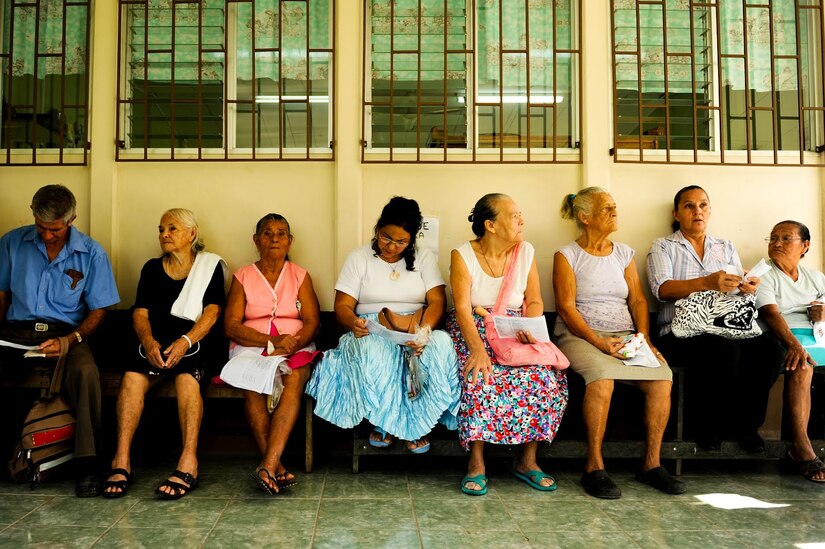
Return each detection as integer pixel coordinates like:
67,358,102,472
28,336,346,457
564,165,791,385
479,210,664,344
304,395,314,473
675,367,685,476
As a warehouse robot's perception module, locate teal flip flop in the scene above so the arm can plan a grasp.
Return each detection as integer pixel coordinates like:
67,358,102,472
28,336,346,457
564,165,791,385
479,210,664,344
461,474,488,496
368,427,392,448
407,438,430,454
514,470,557,491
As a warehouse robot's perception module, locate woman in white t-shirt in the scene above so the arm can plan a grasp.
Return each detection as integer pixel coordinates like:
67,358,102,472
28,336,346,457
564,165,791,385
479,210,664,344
306,197,460,453
756,220,825,483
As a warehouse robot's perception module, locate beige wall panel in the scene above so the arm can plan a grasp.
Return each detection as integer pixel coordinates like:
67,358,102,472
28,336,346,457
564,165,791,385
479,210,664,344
114,163,336,309
0,168,91,234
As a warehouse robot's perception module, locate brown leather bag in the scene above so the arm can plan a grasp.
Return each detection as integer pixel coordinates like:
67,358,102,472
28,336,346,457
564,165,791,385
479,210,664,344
377,307,426,334
8,337,76,487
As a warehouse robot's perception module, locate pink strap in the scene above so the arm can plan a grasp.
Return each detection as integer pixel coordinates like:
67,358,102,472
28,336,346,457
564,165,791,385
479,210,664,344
492,243,521,316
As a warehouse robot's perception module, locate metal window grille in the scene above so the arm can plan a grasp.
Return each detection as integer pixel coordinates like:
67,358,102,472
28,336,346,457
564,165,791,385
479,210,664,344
0,0,91,165
612,0,825,166
117,0,334,161
362,0,582,163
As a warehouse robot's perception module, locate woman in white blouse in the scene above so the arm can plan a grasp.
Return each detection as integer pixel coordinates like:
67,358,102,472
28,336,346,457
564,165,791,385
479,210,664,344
306,196,460,454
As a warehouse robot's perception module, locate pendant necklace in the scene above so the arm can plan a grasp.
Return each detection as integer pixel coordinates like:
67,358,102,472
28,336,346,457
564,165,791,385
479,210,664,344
389,261,401,281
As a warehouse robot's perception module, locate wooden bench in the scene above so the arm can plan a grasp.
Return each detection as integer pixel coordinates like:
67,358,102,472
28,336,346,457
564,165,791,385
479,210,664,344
1,309,336,474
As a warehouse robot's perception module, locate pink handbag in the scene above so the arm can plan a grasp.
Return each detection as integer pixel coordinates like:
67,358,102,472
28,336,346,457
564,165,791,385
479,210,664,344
482,243,569,369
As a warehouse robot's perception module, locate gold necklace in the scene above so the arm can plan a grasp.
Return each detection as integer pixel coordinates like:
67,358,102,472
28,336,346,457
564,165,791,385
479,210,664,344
480,243,503,277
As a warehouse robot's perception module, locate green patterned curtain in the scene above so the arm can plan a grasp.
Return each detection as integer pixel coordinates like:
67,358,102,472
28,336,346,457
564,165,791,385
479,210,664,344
613,0,707,95
128,0,225,82
719,0,808,93
235,0,331,82
370,0,467,82
614,0,810,94
5,0,88,77
477,0,571,98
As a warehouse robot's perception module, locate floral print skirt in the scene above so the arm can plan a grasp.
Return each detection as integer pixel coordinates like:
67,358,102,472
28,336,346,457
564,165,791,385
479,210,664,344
447,309,568,451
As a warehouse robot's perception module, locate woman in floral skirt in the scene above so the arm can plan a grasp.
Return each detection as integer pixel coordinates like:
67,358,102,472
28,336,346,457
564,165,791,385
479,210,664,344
448,193,568,495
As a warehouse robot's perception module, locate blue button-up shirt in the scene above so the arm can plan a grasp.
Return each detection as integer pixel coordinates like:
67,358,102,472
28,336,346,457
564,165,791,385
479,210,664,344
646,230,742,336
0,225,120,327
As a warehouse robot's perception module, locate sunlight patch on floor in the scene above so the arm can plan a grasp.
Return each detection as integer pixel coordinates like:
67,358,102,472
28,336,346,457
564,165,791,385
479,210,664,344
694,493,791,510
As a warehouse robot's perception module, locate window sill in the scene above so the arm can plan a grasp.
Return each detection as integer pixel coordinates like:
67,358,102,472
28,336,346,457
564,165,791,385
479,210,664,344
614,147,824,166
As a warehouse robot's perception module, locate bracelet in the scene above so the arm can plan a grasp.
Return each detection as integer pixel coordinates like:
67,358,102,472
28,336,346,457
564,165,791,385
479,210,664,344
181,334,193,349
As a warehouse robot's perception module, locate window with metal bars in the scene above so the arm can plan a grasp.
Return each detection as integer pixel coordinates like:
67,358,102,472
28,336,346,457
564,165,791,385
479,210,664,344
362,0,581,163
0,0,90,165
612,0,825,166
117,0,334,161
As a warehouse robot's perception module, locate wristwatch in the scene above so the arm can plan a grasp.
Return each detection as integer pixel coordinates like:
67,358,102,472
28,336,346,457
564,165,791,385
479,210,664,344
73,331,82,344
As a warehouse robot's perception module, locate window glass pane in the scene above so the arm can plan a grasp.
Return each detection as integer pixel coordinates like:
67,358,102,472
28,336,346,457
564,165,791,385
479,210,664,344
613,1,710,152
255,102,280,149
556,0,574,50
120,0,332,159
369,0,468,151
477,104,500,149
367,0,578,161
800,6,823,110
1,0,89,163
721,57,747,150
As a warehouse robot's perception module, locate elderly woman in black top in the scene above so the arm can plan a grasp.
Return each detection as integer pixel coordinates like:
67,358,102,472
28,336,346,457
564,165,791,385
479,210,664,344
103,208,225,500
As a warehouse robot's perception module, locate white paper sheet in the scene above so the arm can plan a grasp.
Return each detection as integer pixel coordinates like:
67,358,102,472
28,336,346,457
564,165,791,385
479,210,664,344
219,350,288,394
727,258,771,295
0,339,39,351
365,319,417,345
491,316,551,342
621,339,661,368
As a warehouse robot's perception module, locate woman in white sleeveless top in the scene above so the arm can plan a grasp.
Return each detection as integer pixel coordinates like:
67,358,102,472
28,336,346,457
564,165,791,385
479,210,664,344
553,187,683,499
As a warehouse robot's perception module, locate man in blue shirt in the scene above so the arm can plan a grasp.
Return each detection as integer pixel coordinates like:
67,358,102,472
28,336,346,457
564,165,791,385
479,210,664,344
0,184,119,497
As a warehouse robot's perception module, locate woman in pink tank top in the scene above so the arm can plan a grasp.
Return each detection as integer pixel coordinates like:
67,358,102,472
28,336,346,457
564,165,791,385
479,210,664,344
224,214,321,496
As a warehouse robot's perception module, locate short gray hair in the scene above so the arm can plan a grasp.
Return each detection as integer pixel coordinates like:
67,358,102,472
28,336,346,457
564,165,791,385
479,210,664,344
162,208,205,254
31,184,76,223
560,186,608,230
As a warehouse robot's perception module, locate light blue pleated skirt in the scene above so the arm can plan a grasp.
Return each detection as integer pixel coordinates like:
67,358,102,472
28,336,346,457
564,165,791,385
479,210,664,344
305,314,460,441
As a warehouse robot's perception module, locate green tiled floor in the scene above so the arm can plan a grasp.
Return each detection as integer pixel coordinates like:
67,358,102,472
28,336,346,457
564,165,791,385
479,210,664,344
1,458,824,548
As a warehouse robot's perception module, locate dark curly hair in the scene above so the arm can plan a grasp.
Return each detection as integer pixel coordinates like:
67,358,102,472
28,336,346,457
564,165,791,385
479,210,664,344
371,196,422,271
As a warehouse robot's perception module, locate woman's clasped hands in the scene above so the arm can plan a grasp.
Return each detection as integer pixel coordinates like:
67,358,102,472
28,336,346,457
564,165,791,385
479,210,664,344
142,336,188,369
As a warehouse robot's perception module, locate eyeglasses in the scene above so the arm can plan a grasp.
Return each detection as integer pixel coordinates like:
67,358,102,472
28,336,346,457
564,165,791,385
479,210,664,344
765,235,803,244
378,232,410,248
264,230,290,239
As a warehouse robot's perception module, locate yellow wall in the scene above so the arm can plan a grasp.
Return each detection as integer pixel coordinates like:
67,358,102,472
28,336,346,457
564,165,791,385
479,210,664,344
0,4,822,312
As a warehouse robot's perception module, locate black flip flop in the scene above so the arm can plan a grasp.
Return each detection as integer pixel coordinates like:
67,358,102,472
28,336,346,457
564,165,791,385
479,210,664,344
251,466,282,495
